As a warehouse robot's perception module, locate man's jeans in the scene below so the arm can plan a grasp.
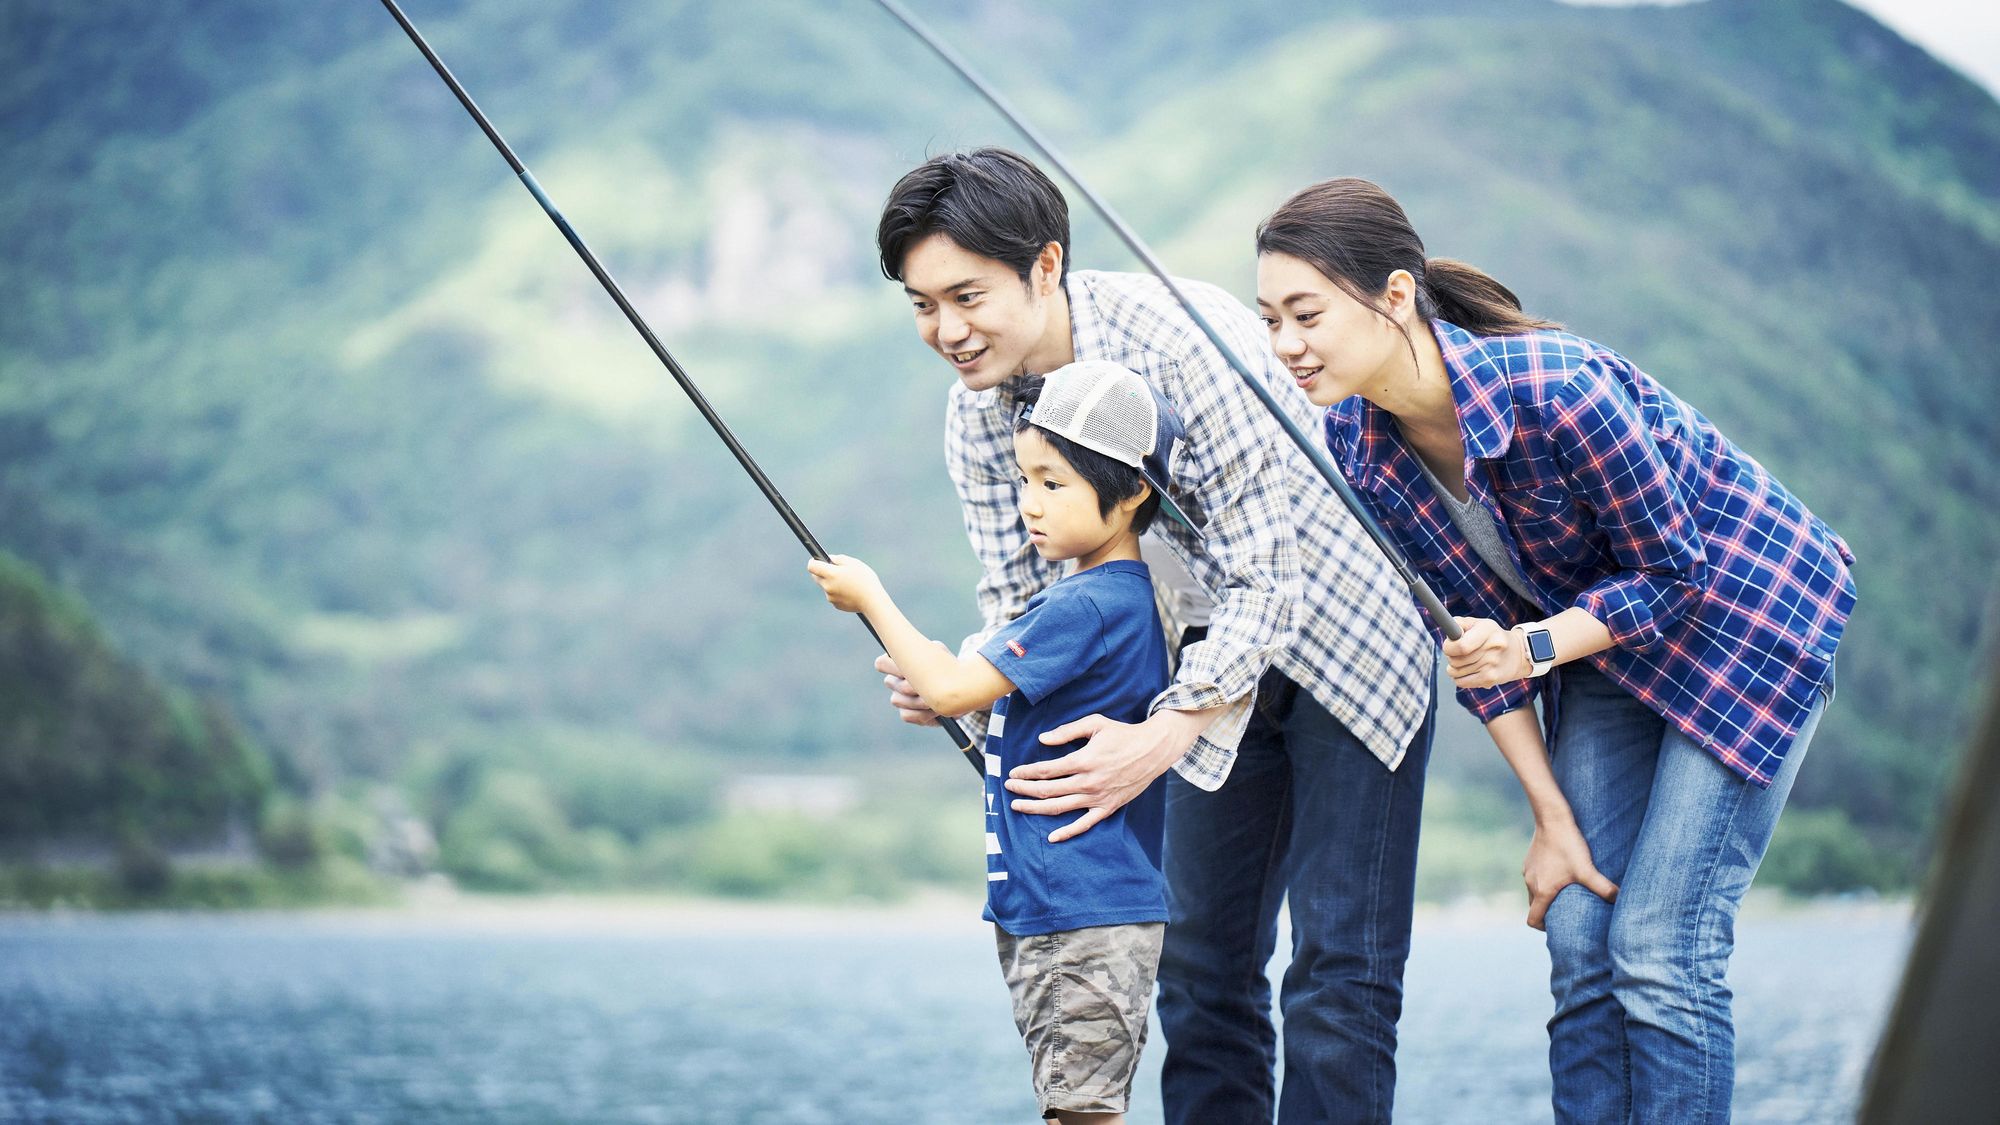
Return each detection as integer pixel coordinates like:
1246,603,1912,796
1543,662,1830,1124
1157,665,1435,1125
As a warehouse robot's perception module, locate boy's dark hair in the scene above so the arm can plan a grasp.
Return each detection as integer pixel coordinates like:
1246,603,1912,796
877,148,1071,285
1012,378,1160,534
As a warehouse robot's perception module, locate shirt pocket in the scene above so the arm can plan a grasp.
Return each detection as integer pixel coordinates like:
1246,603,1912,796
1364,482,1430,552
1492,482,1594,570
1365,484,1461,592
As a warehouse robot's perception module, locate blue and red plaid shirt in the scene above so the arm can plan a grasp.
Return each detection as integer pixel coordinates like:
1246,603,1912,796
1324,321,1856,787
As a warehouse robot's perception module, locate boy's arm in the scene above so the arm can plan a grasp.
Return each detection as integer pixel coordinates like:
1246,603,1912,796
808,555,1016,718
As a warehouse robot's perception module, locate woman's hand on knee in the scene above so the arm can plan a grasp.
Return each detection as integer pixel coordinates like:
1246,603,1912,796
1523,818,1619,931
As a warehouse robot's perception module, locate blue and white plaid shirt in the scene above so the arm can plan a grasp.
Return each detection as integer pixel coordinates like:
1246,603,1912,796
944,269,1435,788
1325,321,1857,786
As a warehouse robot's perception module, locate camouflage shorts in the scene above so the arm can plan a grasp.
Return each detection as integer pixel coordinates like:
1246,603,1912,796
995,921,1166,1116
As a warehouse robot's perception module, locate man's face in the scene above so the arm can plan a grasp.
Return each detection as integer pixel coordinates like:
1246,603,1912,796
899,233,1061,392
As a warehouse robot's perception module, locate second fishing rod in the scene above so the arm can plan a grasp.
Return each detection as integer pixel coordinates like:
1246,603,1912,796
871,0,1463,642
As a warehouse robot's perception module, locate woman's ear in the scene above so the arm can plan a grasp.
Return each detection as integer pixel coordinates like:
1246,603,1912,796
1383,268,1419,323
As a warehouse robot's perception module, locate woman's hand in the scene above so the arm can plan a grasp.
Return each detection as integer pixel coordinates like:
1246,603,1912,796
1523,817,1619,930
806,554,887,614
1443,616,1530,690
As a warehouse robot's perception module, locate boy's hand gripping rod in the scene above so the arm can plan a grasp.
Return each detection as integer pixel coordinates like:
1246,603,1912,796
872,0,1462,642
377,0,985,775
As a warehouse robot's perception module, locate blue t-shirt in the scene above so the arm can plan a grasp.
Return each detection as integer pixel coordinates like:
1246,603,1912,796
977,559,1170,936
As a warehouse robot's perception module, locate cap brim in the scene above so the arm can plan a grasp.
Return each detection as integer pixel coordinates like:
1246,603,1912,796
1141,384,1198,536
1148,475,1198,534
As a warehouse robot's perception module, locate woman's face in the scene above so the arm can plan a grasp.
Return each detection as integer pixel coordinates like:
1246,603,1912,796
1256,251,1409,407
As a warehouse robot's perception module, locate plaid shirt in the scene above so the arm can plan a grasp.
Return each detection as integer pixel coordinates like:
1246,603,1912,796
1324,321,1857,786
944,270,1435,789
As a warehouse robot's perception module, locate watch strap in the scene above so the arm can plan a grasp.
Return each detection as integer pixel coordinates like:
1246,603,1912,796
1516,625,1557,678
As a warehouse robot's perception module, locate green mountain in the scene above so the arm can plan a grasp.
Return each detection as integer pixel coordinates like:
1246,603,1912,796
4,0,1995,888
0,550,267,854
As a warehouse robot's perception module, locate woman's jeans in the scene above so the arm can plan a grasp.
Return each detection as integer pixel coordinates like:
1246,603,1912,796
1543,662,1830,1124
1156,665,1435,1125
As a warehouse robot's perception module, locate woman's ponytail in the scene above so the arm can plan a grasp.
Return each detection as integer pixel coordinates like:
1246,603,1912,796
1422,257,1558,336
1256,179,1558,338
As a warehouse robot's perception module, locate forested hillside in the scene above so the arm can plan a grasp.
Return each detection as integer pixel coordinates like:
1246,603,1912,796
0,551,266,852
3,0,1995,895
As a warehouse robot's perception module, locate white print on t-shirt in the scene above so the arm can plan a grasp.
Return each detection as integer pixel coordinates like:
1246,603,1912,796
984,751,1008,882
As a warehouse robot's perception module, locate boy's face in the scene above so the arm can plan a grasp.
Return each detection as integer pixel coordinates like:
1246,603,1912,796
1013,428,1144,571
901,233,1069,392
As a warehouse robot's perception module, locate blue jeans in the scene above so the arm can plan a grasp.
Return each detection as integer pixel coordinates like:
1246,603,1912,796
1542,662,1830,1124
1157,665,1435,1125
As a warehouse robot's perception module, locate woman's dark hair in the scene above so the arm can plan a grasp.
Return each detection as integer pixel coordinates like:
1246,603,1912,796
1011,379,1160,534
1255,178,1558,338
877,148,1071,285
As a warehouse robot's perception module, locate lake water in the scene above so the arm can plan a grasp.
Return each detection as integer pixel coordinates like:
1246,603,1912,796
0,898,1907,1123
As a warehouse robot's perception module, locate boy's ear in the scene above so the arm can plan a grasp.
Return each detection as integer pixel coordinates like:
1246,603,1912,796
1114,481,1152,518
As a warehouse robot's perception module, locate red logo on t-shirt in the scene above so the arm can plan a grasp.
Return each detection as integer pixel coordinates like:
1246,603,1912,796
1007,639,1026,658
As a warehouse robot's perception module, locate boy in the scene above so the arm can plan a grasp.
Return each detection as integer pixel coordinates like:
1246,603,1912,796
808,360,1190,1123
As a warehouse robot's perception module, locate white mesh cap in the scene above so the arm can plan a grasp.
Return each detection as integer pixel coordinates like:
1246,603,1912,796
1027,360,1196,532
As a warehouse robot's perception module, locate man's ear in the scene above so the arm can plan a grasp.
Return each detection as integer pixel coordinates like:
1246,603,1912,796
1033,241,1065,295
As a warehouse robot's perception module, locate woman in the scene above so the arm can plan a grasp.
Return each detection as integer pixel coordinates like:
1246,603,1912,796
1253,178,1855,1123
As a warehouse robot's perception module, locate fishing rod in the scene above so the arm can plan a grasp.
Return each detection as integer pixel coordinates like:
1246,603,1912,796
870,0,1462,641
375,0,984,775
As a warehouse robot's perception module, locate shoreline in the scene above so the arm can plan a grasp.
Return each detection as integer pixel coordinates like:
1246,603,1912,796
0,885,1914,936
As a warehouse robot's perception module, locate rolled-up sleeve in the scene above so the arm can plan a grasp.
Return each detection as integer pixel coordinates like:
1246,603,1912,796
1148,326,1302,789
1152,432,1298,784
1545,363,1707,652
1457,680,1535,724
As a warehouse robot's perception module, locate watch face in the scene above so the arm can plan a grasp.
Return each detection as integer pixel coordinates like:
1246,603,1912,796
1526,629,1557,664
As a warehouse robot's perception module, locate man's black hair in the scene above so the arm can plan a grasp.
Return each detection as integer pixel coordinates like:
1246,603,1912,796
877,148,1071,285
1010,378,1160,535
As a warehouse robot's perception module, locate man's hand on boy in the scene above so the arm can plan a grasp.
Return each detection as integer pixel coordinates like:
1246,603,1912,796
1003,709,1209,843
806,554,888,614
875,651,948,727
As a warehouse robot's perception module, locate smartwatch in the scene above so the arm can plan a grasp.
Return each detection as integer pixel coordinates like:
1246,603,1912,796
1516,624,1557,678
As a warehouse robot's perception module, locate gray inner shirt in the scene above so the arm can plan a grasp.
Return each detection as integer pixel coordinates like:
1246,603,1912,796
1415,456,1543,609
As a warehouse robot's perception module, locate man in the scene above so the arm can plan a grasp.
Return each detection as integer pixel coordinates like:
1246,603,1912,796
872,147,1436,1123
